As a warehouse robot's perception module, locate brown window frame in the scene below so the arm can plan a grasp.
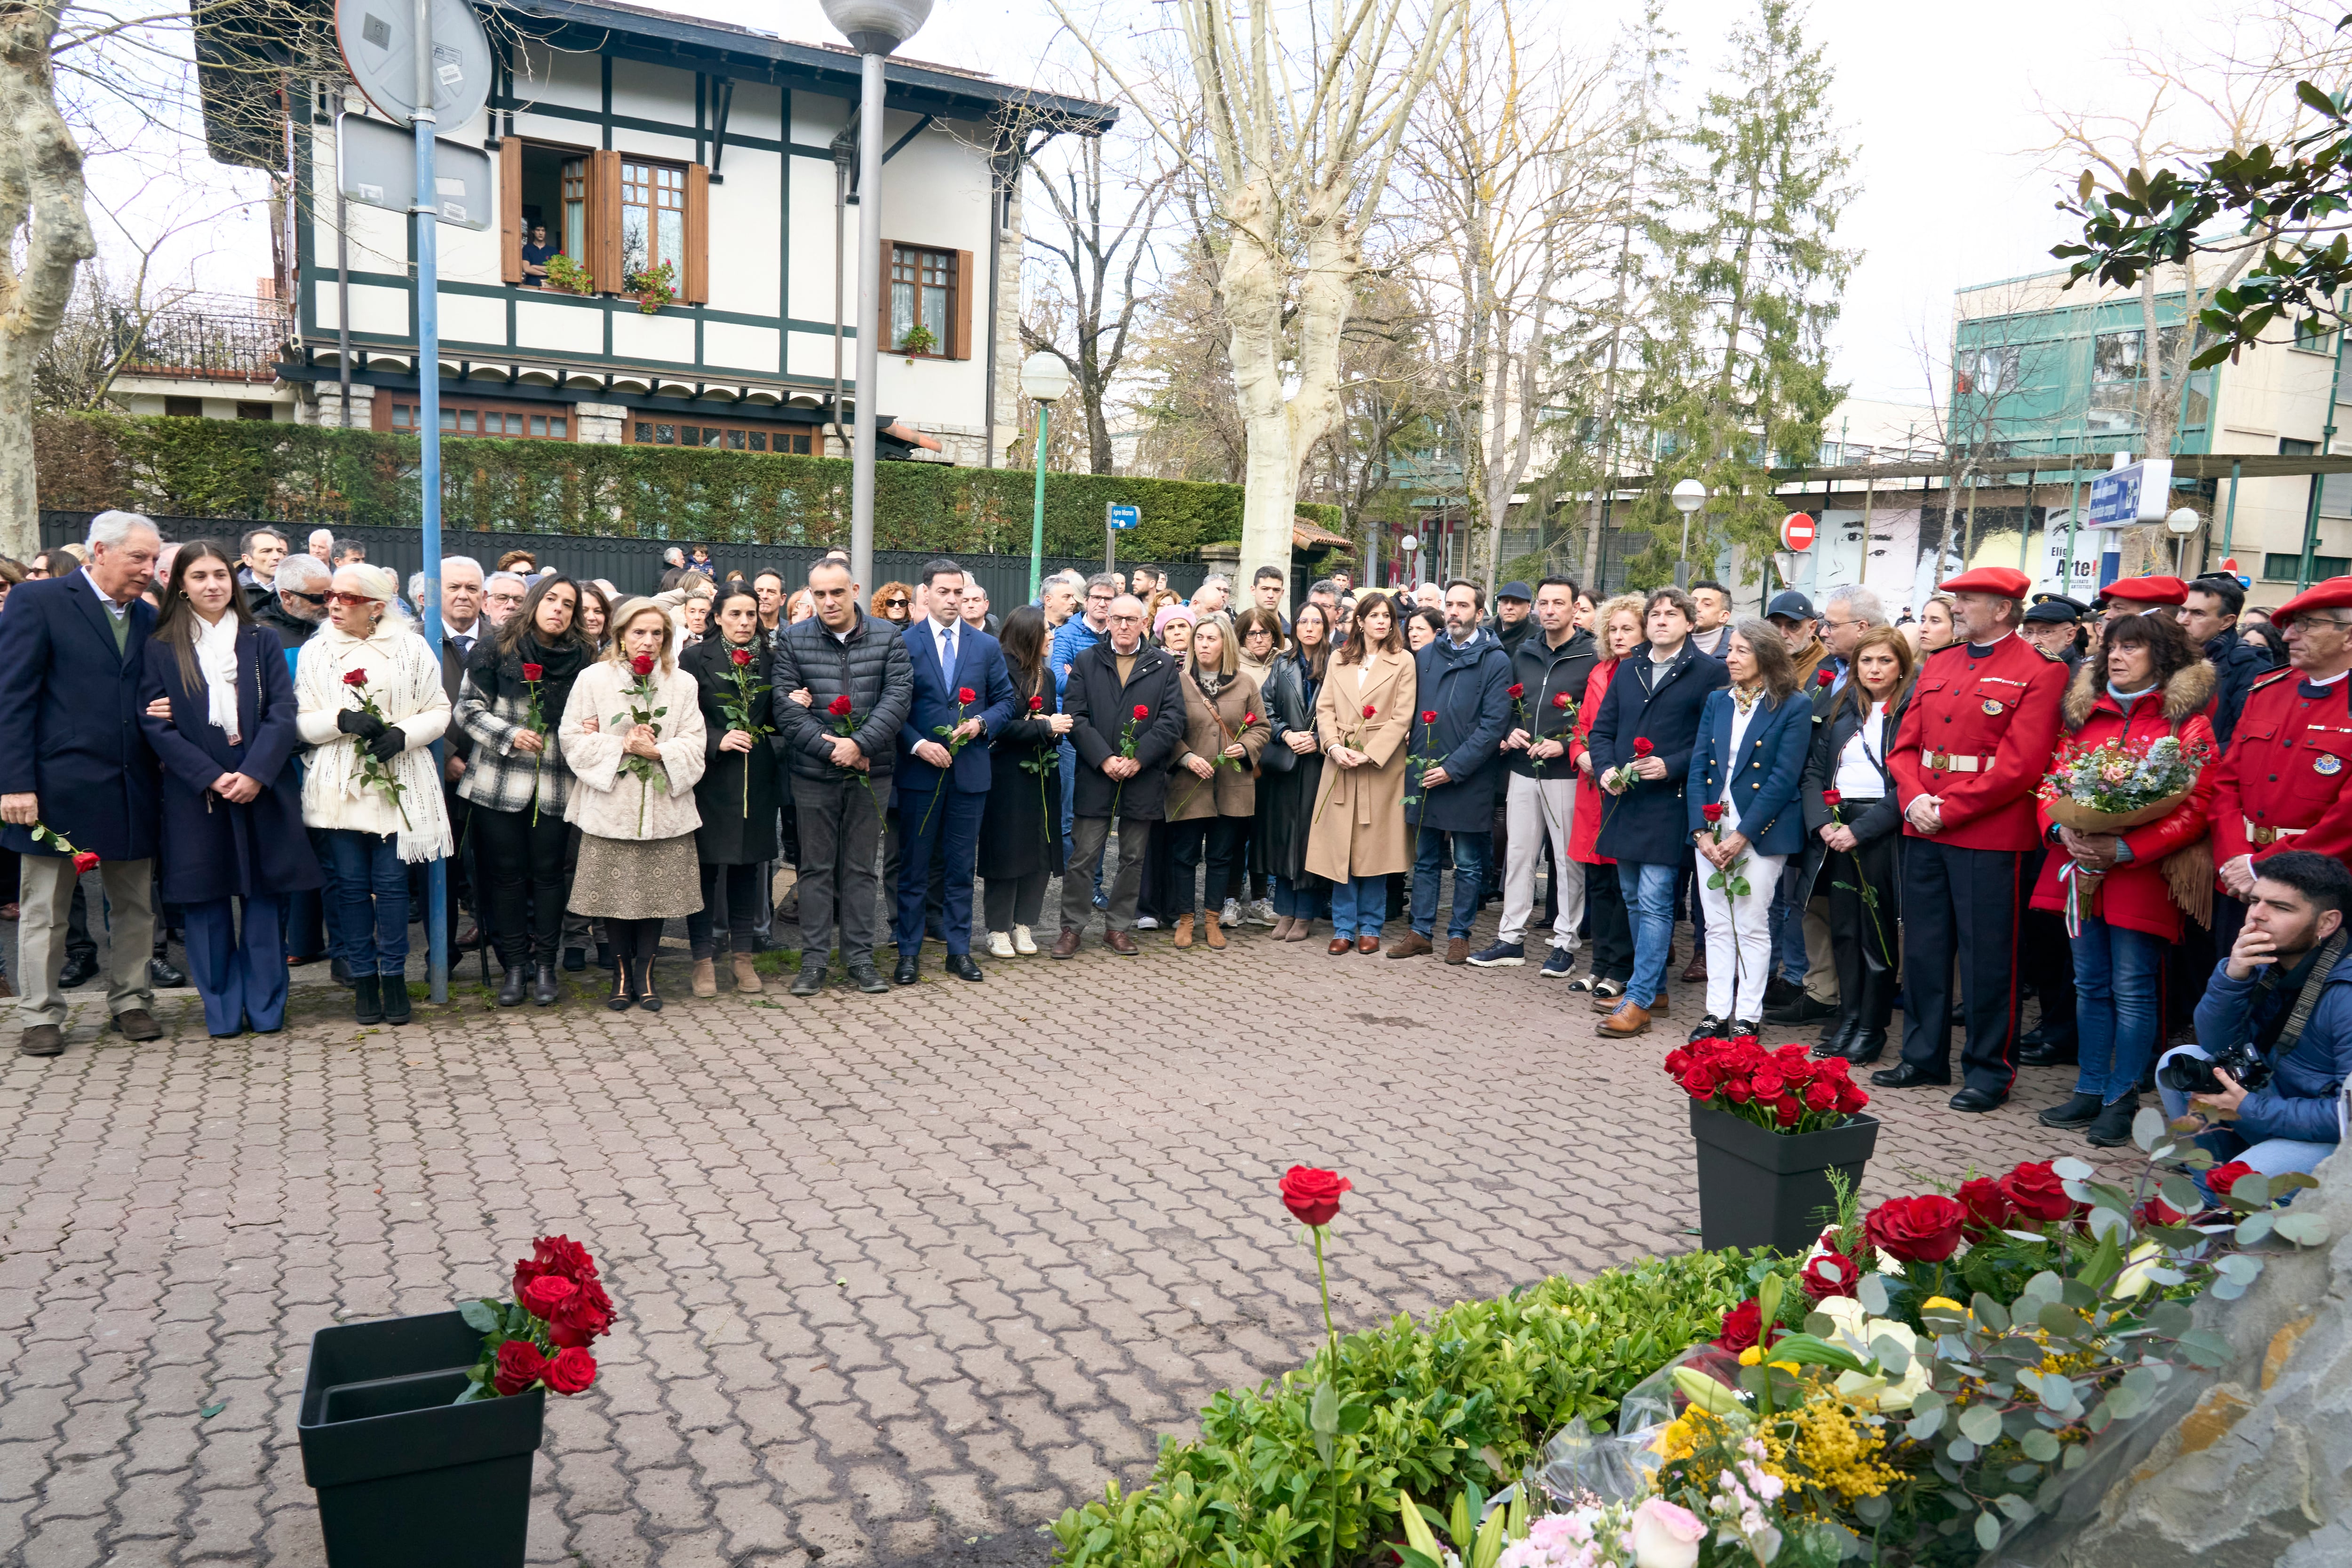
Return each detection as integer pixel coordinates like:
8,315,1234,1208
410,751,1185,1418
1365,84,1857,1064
373,395,575,441
880,241,975,359
497,139,706,303
623,416,815,455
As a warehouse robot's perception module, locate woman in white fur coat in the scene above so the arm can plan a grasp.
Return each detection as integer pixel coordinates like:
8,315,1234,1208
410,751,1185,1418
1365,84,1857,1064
293,563,453,1026
560,596,707,1011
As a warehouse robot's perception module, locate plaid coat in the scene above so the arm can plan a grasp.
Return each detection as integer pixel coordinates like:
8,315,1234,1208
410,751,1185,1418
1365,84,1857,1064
454,670,575,817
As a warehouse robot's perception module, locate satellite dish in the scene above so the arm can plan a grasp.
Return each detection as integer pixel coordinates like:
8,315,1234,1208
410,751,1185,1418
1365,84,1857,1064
336,0,494,129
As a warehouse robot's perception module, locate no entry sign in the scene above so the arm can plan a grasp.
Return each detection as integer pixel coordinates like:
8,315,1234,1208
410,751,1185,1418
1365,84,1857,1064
1780,512,1818,551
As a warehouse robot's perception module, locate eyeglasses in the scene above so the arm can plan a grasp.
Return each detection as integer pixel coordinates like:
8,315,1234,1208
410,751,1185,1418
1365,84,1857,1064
325,591,381,607
885,597,910,608
284,589,326,605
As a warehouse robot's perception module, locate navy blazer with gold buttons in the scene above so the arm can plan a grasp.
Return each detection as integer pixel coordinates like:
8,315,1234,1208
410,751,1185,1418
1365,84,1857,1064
1685,685,1814,857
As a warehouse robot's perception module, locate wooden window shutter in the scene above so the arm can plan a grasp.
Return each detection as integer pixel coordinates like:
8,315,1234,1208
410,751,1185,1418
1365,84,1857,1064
499,138,524,284
588,149,622,294
683,164,710,304
951,248,974,359
877,238,895,349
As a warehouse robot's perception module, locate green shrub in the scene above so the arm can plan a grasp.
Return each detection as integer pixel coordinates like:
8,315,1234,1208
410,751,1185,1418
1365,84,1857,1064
1050,1250,1761,1568
34,413,1349,560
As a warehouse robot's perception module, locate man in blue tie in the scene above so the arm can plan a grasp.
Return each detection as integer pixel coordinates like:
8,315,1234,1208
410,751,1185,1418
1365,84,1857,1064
892,559,1016,984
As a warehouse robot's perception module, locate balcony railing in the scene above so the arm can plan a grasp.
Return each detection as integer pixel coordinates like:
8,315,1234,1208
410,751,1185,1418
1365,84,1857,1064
113,294,291,383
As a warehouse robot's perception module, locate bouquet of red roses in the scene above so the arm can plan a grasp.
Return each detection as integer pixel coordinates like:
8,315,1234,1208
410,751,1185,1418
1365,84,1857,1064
1664,1033,1868,1134
457,1234,616,1402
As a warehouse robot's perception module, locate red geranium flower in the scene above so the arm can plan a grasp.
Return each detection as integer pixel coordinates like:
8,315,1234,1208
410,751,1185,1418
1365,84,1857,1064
341,669,368,686
1632,737,1654,757
1820,788,1842,808
1701,801,1726,823
827,694,854,718
730,648,752,668
521,662,544,681
1278,1165,1351,1227
957,686,976,703
630,653,655,677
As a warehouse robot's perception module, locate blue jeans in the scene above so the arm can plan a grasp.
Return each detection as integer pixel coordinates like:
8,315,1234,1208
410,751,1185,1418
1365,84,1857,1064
321,830,410,977
1329,875,1387,939
1767,867,1809,986
2071,918,2164,1103
1616,860,1680,1007
1412,829,1490,940
2155,1044,2336,1195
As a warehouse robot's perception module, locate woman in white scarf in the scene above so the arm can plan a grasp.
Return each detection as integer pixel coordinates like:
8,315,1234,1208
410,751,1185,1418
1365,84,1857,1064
293,562,453,1026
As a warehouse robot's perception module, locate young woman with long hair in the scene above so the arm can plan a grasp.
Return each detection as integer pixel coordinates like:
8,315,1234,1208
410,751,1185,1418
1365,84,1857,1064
1565,594,1646,1000
136,541,321,1036
456,573,591,1006
1256,600,1332,940
978,604,1072,956
1304,592,1417,953
1163,617,1271,948
559,598,707,1010
680,587,783,996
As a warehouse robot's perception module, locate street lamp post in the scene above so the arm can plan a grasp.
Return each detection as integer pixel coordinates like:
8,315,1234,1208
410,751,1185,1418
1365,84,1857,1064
1670,478,1708,589
818,0,933,599
1398,533,1420,589
1020,352,1073,600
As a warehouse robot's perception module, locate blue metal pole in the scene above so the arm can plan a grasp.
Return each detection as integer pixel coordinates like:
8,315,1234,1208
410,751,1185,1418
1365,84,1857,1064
413,0,447,1004
1029,401,1049,597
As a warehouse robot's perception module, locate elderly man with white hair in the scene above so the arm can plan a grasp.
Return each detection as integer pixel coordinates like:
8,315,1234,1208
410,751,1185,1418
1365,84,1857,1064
0,510,171,1057
483,569,527,628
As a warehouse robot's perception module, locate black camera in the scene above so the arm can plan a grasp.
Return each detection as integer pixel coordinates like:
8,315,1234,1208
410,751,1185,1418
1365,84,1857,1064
2158,1044,2273,1096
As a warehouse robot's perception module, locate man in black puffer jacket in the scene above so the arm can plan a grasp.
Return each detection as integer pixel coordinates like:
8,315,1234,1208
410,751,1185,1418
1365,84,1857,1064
1470,577,1596,974
1053,595,1186,957
769,559,914,995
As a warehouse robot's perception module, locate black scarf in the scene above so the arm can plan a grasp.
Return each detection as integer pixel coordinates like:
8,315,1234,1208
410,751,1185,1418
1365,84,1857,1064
470,630,591,719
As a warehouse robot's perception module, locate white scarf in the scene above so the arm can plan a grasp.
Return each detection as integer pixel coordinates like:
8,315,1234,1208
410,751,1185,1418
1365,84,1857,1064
295,623,454,863
194,611,243,741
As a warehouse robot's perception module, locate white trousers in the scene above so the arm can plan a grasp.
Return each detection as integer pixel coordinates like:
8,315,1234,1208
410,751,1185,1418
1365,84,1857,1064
1500,772,1584,947
1695,845,1785,1022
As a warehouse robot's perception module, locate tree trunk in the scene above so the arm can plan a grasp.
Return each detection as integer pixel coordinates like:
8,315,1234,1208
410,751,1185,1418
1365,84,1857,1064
1234,184,1355,592
0,0,95,561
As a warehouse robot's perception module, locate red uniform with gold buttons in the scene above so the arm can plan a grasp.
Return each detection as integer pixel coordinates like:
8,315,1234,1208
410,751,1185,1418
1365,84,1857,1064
2209,666,2352,866
1889,634,2070,850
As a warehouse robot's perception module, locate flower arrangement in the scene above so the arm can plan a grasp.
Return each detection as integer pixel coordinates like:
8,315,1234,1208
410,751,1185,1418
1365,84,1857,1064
612,652,668,835
624,259,677,313
30,822,99,876
716,647,771,816
2037,732,2209,822
342,669,412,827
1665,1035,1867,1134
457,1235,616,1402
542,253,593,294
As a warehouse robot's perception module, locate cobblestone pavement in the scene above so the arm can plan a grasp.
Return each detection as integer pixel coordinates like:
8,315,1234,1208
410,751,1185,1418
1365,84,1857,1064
0,885,2103,1568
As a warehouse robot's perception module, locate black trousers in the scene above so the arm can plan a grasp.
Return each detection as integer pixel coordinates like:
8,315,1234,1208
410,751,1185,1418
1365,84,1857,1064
2016,847,2076,1038
1165,817,1244,915
471,805,570,968
688,861,762,958
1582,860,1634,983
982,872,1049,931
1823,833,1902,1002
1898,838,2024,1096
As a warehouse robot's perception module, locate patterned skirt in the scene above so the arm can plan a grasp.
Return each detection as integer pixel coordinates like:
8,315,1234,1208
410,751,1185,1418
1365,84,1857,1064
569,832,705,919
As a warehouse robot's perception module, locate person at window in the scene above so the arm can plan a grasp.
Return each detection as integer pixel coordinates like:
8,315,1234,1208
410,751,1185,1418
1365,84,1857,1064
1304,593,1415,955
456,574,589,1008
559,598,707,1011
873,582,914,628
520,223,556,287
138,541,320,1037
681,588,781,997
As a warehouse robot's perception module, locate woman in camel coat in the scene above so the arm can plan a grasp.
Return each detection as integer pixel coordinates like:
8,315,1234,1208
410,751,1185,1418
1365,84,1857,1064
1163,617,1271,949
1305,592,1416,955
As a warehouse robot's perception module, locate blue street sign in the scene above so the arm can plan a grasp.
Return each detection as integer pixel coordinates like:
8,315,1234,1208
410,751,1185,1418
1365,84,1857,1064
1107,503,1140,531
2086,459,2173,528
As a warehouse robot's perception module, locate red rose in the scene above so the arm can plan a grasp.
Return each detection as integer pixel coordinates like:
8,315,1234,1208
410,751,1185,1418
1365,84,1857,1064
1774,1095,1802,1127
1820,788,1842,808
1029,694,1045,712
547,1289,616,1348
72,852,100,875
2136,1194,2188,1226
493,1339,549,1396
520,1274,577,1320
1632,737,1654,757
1361,703,1376,719
1802,1079,1837,1112
1998,1161,2081,1223
1133,704,1149,720
518,1234,599,1282
1701,801,1726,823
1244,712,1258,724
827,694,853,718
630,653,655,677
1836,1081,1868,1113
1278,1165,1351,1227
521,662,544,681
1955,1176,2013,1236
543,1346,598,1395
342,669,368,686
1800,1248,1862,1300
957,686,976,703
1710,1297,1783,1353
2206,1160,2258,1199
1817,668,1835,686
1862,1194,1968,1262
1506,683,1525,699
730,648,753,668
1552,692,1571,709
1420,709,1438,724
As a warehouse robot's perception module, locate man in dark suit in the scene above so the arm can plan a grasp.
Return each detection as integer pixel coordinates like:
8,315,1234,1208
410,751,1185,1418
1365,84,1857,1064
889,559,1017,984
0,511,169,1057
1052,595,1187,957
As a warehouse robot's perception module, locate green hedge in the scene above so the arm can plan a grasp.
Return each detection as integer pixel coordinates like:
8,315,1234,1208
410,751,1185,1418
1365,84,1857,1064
35,413,1345,559
1051,1249,1766,1568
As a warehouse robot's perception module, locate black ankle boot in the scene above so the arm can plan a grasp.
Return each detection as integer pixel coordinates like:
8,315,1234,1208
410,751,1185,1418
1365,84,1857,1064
353,974,383,1026
1812,1013,1859,1059
2085,1094,2139,1147
497,964,529,1007
637,956,663,1011
381,973,412,1024
1840,967,1897,1063
606,959,633,1011
532,962,560,1006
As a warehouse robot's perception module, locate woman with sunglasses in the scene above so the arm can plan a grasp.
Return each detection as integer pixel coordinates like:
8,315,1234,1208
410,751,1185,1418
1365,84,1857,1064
292,564,455,1025
873,583,915,627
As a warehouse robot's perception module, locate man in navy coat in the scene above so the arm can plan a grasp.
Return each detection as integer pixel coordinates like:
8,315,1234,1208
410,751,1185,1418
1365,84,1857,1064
0,511,169,1057
890,559,1016,984
1397,581,1514,963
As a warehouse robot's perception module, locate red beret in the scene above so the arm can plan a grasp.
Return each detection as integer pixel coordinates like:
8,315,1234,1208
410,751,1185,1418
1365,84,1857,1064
1939,566,2032,598
2271,576,2352,625
2103,575,2189,606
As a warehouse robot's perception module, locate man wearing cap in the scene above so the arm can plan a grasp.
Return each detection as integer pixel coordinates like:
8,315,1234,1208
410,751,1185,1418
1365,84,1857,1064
2102,574,2189,621
1490,581,1536,656
1877,566,2069,1111
2021,597,2087,671
2209,576,2352,953
1767,590,1830,687
2181,573,2272,748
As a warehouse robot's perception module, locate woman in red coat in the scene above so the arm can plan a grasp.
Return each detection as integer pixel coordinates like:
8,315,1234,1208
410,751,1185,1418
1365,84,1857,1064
2030,611,2217,1147
1565,594,1646,998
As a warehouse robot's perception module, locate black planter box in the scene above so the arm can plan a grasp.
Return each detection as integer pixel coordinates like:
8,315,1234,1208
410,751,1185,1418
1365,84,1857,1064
1689,1103,1879,1253
298,1310,545,1568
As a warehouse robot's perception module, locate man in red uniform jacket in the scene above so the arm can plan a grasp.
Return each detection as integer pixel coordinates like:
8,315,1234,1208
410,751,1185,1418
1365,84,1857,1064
2209,576,2352,951
1876,566,2068,1110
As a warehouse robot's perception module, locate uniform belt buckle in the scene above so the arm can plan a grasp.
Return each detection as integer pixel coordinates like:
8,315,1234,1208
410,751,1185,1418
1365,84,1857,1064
2253,826,2280,845
1929,750,1950,770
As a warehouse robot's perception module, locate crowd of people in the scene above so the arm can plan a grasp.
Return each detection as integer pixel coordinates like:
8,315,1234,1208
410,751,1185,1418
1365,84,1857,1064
0,518,2343,1191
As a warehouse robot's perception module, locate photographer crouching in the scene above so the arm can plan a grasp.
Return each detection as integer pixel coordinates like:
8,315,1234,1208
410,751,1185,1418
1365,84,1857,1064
2164,851,2352,1196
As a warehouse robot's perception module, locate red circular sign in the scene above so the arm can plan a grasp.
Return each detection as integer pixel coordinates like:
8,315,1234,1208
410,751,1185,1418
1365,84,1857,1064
1780,512,1819,551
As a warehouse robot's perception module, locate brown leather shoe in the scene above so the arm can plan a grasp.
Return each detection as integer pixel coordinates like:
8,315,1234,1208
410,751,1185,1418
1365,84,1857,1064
17,1024,64,1058
111,1009,163,1042
1051,927,1082,960
1357,934,1381,954
1598,1000,1653,1037
1445,937,1470,965
1203,912,1227,949
1387,931,1433,959
1172,913,1195,949
1681,954,1708,983
1103,929,1140,955
1328,937,1353,955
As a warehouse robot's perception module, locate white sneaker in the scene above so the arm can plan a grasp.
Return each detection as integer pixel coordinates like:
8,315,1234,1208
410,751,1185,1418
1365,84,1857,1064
1135,915,1160,931
1248,899,1278,926
987,931,1016,959
1220,898,1242,926
1012,925,1038,955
